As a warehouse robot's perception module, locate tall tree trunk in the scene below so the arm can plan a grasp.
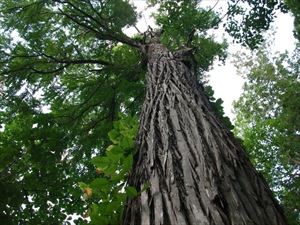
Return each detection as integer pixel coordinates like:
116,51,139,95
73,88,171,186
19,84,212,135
122,42,287,225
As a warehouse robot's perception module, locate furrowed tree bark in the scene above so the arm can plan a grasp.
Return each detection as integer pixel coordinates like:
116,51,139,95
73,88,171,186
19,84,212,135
122,41,287,225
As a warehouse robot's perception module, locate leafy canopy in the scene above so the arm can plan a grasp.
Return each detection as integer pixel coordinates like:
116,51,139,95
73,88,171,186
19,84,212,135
233,44,300,225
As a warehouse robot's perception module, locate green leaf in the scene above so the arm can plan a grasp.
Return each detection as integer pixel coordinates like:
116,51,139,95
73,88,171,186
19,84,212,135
108,129,120,144
78,182,88,189
126,186,138,198
91,156,110,169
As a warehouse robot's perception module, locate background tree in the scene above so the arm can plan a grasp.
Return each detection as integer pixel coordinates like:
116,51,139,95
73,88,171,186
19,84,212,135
226,0,300,47
285,0,300,40
233,44,300,225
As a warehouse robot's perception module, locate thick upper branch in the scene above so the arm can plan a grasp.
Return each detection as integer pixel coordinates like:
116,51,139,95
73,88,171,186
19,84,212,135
56,2,142,49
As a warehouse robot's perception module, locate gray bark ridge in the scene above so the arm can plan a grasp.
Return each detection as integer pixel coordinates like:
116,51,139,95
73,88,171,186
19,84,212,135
122,43,287,225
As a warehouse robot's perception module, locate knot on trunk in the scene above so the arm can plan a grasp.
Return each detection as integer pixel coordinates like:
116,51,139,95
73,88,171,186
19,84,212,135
174,47,196,69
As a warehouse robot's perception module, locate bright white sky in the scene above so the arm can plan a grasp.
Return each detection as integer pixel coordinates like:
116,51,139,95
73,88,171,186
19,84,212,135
128,0,297,122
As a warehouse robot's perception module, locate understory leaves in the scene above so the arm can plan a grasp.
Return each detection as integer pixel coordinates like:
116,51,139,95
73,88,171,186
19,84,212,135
78,114,138,225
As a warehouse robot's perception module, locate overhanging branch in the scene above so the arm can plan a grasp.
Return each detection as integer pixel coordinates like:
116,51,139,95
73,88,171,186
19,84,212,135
41,53,111,66
56,5,141,48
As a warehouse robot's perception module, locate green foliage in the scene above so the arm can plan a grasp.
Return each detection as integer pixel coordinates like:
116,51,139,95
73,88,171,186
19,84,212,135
79,114,138,225
0,0,144,222
153,0,228,71
226,0,289,48
155,1,219,48
226,0,300,47
285,0,300,40
233,45,300,225
193,37,228,72
99,0,137,31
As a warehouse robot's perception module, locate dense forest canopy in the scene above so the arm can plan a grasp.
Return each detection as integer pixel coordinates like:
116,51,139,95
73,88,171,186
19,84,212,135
233,43,300,225
0,0,299,224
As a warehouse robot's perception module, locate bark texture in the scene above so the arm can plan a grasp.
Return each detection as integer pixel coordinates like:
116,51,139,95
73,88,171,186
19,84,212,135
122,42,287,225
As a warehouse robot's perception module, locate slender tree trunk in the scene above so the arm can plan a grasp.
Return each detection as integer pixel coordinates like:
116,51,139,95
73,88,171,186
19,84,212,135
122,42,287,225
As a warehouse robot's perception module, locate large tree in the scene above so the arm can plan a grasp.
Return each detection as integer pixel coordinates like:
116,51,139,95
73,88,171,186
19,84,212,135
0,0,292,224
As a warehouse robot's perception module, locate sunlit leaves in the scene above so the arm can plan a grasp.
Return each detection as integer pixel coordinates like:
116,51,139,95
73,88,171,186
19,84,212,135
155,1,220,50
0,0,141,219
233,46,300,225
80,114,138,224
101,0,137,31
193,37,228,72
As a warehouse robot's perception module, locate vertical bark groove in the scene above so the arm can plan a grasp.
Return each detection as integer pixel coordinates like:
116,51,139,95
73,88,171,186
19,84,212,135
122,43,287,225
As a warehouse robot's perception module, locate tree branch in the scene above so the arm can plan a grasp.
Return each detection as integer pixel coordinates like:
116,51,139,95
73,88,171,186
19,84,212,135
65,0,106,29
30,65,68,74
57,5,141,48
58,8,103,37
41,53,111,66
